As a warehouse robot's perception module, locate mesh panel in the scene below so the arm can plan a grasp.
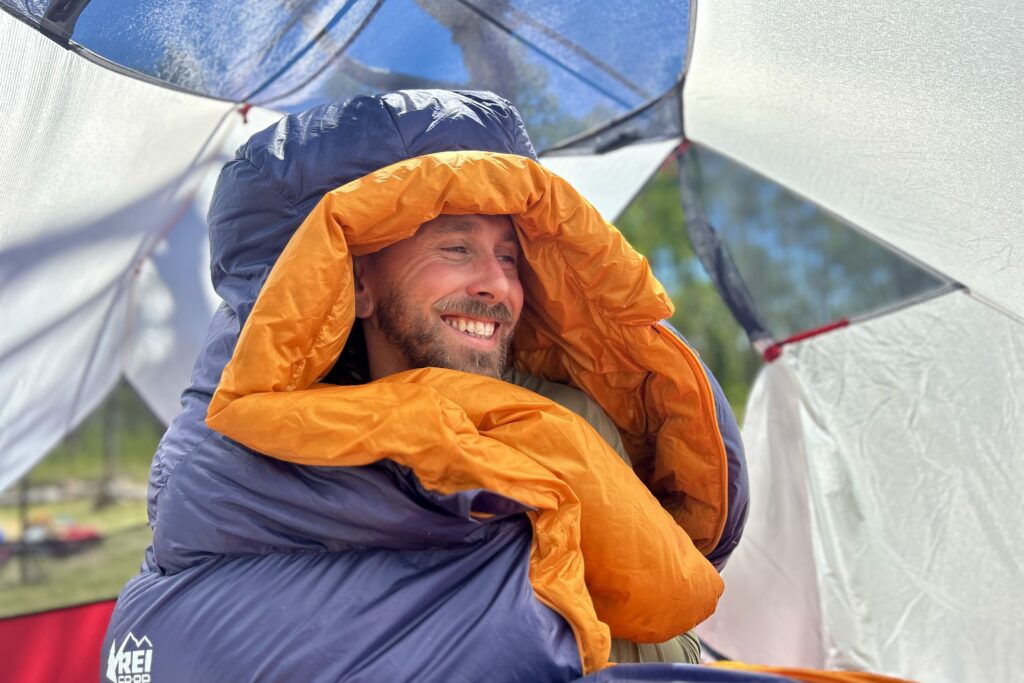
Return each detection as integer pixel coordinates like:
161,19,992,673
0,0,47,22
72,0,379,101
544,87,682,156
69,0,689,151
684,145,953,340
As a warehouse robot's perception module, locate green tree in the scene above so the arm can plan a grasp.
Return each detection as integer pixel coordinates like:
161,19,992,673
615,162,761,418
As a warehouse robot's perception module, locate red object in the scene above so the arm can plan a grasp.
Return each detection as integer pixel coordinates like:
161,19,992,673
762,318,850,362
661,139,692,171
238,102,253,124
60,525,101,542
0,599,116,683
762,343,784,362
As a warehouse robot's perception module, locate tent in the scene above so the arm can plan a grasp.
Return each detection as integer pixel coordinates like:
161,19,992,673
1,2,1021,682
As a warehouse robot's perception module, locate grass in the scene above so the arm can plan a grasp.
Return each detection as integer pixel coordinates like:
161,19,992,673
0,497,148,539
0,382,163,617
0,498,151,618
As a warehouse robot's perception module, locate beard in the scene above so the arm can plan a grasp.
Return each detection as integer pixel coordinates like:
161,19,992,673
374,291,515,378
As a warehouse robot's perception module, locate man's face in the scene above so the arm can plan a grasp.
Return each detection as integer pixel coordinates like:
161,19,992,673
354,214,524,379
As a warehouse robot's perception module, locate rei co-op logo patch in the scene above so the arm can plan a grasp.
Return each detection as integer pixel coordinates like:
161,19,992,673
106,632,154,683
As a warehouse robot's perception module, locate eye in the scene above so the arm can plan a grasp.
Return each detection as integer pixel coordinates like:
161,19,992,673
497,254,518,266
442,245,469,255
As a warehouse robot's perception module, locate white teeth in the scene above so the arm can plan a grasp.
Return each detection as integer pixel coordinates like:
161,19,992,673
444,316,496,339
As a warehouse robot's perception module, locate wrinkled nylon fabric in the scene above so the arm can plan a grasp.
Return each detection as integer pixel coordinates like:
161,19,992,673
207,152,727,671
706,291,1022,683
104,91,744,681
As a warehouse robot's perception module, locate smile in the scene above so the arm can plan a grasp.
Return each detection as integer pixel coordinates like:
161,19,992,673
441,315,496,339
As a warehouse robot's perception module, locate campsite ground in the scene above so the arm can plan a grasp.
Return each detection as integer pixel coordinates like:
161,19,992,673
0,498,150,617
0,383,158,618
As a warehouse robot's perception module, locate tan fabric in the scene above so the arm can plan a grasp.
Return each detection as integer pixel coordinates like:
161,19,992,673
504,369,701,665
609,631,701,665
503,369,629,466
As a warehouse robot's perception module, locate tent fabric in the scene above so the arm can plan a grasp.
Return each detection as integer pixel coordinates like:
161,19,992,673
0,598,116,683
682,0,1024,322
541,138,681,224
697,361,824,668
104,90,745,681
0,10,239,490
5,0,691,152
701,290,1024,683
0,1,47,22
122,105,282,424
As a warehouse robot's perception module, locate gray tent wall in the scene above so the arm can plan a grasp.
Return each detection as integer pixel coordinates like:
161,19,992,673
684,2,1024,682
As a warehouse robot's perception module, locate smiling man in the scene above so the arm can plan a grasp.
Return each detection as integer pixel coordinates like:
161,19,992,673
354,213,521,380
350,210,705,664
103,90,746,683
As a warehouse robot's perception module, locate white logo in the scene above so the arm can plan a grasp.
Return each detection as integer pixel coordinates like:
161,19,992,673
106,632,154,683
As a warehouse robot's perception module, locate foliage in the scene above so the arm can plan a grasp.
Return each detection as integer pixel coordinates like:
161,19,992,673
26,383,162,487
615,161,762,419
689,147,947,339
0,382,156,617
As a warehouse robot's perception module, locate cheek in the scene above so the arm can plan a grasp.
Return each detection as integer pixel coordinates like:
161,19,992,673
509,278,525,321
415,266,464,302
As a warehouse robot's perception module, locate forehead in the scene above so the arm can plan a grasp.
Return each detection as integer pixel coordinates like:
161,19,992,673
416,214,518,244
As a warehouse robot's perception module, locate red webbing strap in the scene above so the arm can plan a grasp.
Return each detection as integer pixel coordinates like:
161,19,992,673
762,319,850,362
0,599,116,683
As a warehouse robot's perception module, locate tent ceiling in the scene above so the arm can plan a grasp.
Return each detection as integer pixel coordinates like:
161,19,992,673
540,138,680,223
2,0,691,152
683,0,1024,321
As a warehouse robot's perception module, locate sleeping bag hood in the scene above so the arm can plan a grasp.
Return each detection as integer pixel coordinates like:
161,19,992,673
105,90,748,682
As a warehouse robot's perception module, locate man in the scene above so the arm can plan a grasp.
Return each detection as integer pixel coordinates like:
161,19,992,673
350,210,703,664
103,90,746,682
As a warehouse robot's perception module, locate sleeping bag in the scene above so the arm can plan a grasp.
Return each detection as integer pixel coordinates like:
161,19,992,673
102,89,748,683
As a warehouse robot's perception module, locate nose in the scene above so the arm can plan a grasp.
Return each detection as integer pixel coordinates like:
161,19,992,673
467,254,514,303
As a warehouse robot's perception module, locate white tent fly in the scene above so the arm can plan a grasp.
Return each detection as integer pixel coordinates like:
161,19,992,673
1,2,1021,682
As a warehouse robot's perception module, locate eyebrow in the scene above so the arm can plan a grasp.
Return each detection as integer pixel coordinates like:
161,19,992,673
433,221,519,246
434,222,475,234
